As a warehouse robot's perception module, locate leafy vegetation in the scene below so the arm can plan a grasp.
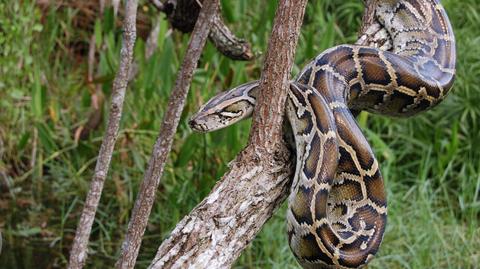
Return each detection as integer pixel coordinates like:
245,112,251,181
0,0,479,268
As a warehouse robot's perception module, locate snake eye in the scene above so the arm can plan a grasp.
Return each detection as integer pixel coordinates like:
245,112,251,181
219,110,243,118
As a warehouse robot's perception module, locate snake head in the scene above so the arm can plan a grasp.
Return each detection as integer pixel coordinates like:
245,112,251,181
189,81,259,132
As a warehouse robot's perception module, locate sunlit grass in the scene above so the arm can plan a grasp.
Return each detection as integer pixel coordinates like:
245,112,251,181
0,0,479,268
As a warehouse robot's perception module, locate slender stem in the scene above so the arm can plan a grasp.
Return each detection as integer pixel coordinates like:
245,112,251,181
68,1,139,268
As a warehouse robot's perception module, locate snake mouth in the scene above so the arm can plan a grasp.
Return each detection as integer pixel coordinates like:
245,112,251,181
188,119,201,131
188,118,208,132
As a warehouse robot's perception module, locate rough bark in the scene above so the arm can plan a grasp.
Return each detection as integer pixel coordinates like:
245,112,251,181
359,0,377,36
68,0,139,268
149,0,308,268
114,1,219,268
149,0,253,60
149,151,293,269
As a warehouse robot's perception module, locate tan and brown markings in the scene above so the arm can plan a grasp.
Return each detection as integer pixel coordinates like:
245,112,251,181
189,0,456,268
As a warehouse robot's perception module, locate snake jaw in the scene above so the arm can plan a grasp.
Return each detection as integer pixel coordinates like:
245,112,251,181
189,109,248,132
188,117,208,132
189,113,222,132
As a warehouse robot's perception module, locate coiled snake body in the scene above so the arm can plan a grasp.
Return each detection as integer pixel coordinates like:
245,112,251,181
189,0,456,268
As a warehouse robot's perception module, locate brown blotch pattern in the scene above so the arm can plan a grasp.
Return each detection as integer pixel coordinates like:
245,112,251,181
316,224,340,252
297,233,333,264
291,186,315,225
338,235,370,268
303,133,322,180
359,49,392,86
314,189,329,220
331,179,364,202
364,172,387,207
308,93,335,134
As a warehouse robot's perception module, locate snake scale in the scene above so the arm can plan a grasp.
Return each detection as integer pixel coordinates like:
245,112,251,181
189,0,456,268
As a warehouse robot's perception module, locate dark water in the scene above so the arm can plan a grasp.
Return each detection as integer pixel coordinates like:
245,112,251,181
0,239,62,269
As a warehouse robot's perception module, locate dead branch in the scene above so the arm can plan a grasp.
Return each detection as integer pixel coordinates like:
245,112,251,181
68,0,139,268
74,34,105,142
114,1,219,268
149,0,253,61
148,0,308,268
128,16,163,81
145,19,161,59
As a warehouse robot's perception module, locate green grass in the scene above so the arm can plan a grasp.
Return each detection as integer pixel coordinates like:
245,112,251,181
0,0,479,268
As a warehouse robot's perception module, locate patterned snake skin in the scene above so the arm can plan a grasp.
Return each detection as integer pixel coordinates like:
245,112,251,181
189,0,456,268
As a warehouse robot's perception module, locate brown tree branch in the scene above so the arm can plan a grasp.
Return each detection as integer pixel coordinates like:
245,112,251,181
114,0,219,268
149,0,253,61
148,0,308,268
68,0,139,268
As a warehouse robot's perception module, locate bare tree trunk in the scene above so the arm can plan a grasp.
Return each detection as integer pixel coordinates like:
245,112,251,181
115,0,219,268
149,0,308,268
68,1,139,268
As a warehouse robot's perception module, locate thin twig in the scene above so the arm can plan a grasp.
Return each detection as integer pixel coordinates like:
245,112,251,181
145,19,161,59
149,0,308,268
29,128,37,170
114,0,219,268
112,0,121,17
68,0,139,268
128,16,162,81
87,34,96,82
75,29,107,142
100,0,105,15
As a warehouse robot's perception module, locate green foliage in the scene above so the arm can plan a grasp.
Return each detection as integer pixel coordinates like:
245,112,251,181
0,0,479,268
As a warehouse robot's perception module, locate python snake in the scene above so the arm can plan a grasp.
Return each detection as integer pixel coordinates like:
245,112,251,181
189,0,456,268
